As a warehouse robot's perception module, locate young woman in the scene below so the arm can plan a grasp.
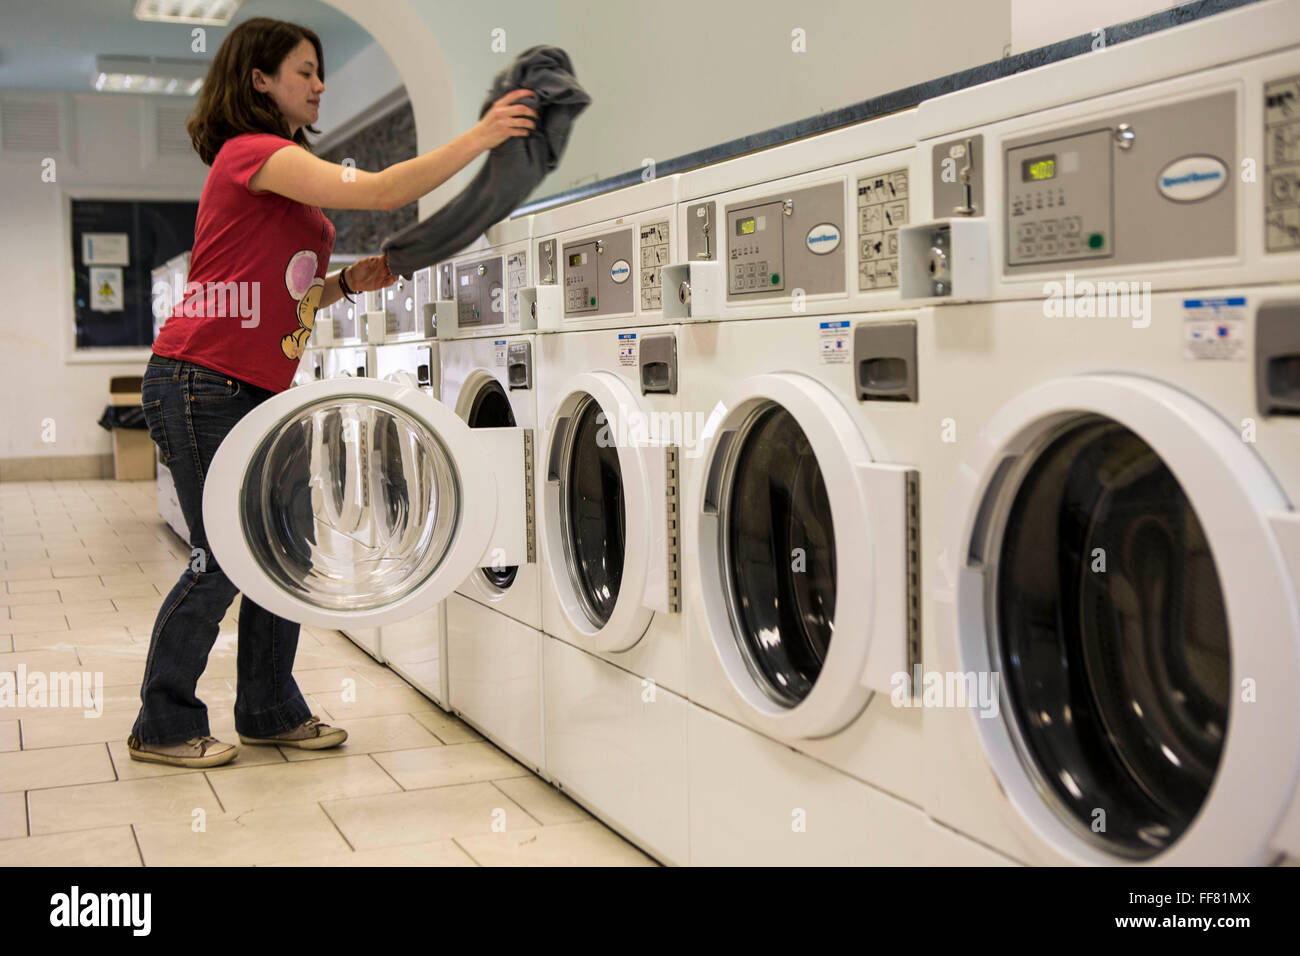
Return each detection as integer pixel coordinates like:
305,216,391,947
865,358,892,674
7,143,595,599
131,16,537,768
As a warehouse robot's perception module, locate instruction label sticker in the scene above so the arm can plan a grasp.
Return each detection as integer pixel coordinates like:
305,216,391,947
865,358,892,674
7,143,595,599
819,320,850,364
1184,297,1246,361
618,331,638,366
494,339,508,367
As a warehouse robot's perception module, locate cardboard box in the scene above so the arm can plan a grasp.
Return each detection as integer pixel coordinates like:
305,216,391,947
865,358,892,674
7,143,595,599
109,375,155,481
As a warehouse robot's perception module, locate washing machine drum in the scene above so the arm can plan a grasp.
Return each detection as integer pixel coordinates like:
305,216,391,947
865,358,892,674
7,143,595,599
563,395,627,627
467,381,518,590
995,417,1229,858
722,404,835,708
244,397,459,612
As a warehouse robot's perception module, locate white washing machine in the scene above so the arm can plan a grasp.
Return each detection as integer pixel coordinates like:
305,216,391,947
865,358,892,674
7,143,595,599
534,323,690,863
537,325,684,687
898,8,1300,865
439,332,546,773
371,339,449,709
923,288,1300,866
677,313,1010,865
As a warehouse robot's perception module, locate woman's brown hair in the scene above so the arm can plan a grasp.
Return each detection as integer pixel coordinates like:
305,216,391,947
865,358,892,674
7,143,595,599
187,17,324,166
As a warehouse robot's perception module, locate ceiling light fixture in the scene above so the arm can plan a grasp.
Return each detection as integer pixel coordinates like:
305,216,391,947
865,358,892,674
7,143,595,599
133,0,245,27
93,56,207,96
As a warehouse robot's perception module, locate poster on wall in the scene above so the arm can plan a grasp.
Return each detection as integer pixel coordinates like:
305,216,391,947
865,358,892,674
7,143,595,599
71,199,198,347
82,232,130,265
89,266,124,312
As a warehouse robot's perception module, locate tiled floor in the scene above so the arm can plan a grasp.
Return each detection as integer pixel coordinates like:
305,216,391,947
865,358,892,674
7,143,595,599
0,479,655,867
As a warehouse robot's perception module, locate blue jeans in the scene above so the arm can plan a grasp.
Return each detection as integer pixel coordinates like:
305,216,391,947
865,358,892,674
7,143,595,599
132,355,312,745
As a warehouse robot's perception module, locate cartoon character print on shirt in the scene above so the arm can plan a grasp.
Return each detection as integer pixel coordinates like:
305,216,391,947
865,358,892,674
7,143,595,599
281,250,325,360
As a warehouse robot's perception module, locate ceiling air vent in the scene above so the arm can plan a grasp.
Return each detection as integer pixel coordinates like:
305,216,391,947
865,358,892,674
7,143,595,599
1,98,63,154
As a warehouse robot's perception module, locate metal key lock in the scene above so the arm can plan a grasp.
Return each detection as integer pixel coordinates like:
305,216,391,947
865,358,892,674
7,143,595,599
696,204,712,260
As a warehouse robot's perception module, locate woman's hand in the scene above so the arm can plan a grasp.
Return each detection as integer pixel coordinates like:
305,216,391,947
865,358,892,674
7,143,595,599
342,255,396,293
473,89,539,151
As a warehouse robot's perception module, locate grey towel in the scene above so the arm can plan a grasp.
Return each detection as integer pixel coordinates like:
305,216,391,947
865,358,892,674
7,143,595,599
381,45,591,277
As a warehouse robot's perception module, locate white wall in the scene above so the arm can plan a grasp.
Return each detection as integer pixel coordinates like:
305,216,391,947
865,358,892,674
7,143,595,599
0,92,209,464
1011,0,1180,53
327,0,1013,206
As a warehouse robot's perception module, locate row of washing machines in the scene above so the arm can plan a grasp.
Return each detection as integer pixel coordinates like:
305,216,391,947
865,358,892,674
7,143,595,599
205,0,1300,866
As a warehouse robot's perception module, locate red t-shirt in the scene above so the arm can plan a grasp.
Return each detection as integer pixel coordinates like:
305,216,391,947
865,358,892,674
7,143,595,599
153,132,335,393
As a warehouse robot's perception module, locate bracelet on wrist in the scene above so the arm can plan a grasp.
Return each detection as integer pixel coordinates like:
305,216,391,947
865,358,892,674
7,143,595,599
338,266,357,302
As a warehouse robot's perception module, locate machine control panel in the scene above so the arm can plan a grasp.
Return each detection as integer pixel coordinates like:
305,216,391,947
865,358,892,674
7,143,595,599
1006,129,1113,266
456,256,505,329
725,181,844,299
857,168,909,290
437,262,453,300
507,251,528,326
562,227,635,317
564,243,599,313
639,221,670,311
1003,90,1235,273
728,200,785,293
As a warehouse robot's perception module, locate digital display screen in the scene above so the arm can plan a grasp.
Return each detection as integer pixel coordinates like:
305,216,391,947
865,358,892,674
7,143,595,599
1022,155,1056,182
568,252,583,267
737,217,757,237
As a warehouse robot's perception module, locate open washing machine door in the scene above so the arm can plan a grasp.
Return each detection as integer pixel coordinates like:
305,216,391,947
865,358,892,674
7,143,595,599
454,370,529,596
937,374,1300,865
692,372,917,740
542,371,673,652
202,377,529,630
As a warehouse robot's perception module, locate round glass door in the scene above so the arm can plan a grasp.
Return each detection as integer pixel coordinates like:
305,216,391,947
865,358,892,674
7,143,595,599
719,402,836,708
560,394,627,627
242,395,459,612
467,380,519,590
993,416,1229,859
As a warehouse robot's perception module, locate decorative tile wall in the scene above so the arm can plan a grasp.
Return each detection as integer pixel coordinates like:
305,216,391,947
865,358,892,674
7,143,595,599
319,101,418,256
